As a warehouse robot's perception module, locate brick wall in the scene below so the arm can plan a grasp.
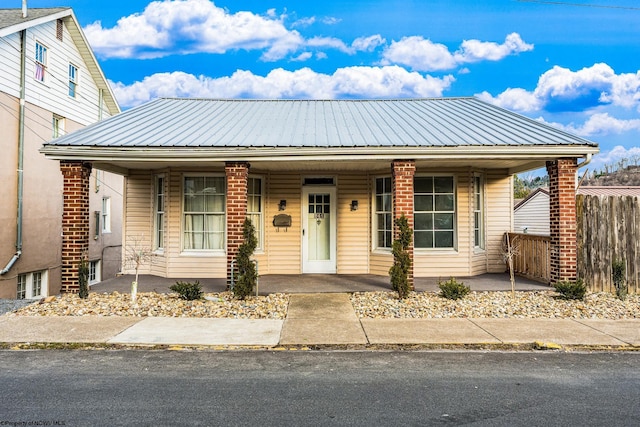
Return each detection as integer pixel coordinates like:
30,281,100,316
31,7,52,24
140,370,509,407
392,160,415,287
546,158,578,283
225,162,249,285
60,160,92,293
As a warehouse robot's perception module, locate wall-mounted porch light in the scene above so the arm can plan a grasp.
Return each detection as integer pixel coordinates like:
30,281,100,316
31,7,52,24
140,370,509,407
278,200,287,211
350,200,359,211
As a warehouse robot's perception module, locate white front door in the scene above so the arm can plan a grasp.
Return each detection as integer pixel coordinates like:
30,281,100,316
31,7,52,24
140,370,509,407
302,186,337,273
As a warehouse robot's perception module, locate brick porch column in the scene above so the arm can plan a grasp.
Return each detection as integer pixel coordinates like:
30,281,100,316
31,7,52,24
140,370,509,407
225,162,249,286
60,160,92,293
392,160,416,288
546,158,578,284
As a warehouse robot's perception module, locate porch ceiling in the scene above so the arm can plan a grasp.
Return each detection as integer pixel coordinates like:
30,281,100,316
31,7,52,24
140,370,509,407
89,156,554,175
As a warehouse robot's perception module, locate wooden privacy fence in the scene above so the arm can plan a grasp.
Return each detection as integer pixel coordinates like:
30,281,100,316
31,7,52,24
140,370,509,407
506,232,551,284
577,194,640,294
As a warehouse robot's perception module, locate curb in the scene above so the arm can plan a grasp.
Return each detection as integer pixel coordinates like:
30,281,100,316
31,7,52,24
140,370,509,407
2,341,639,352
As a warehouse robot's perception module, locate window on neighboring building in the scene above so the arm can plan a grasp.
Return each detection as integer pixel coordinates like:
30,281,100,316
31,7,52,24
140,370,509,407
414,176,456,249
17,275,26,299
473,175,485,249
89,260,101,284
247,177,263,251
16,271,47,299
52,115,65,138
34,42,47,82
183,176,225,250
374,176,393,249
102,197,111,233
68,64,78,98
154,175,165,251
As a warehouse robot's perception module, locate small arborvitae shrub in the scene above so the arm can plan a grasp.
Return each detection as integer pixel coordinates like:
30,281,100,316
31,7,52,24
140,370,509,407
170,281,203,301
612,259,627,301
553,278,587,300
233,218,258,300
438,277,470,300
78,257,89,299
389,214,412,299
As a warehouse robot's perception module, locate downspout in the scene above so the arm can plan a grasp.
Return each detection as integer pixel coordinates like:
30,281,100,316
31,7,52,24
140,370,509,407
1,29,27,275
576,153,593,190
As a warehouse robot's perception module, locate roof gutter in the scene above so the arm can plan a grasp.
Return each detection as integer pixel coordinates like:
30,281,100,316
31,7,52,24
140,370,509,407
2,29,26,275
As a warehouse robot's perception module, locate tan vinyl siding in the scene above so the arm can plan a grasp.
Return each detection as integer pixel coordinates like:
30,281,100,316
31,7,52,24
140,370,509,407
263,172,302,274
370,252,392,275
337,174,369,273
122,171,153,275
485,172,512,273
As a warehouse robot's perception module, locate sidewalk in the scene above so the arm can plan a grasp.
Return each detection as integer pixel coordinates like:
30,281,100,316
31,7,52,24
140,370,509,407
1,293,639,349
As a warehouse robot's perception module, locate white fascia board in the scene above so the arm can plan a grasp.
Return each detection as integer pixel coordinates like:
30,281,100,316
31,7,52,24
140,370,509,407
40,145,600,163
0,9,72,38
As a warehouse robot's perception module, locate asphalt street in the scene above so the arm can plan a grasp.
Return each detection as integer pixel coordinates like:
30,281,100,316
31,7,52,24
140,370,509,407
1,350,638,426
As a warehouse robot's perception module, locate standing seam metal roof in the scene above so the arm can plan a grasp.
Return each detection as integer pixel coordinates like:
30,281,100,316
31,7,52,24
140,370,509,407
44,97,598,149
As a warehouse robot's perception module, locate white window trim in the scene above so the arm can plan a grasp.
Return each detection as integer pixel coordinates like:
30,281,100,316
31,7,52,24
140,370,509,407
372,176,393,253
180,173,226,255
473,173,486,252
153,174,166,253
248,175,265,253
102,197,111,233
16,270,48,299
413,174,458,252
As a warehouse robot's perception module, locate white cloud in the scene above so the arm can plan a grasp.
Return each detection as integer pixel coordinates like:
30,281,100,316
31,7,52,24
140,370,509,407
291,52,313,62
84,0,304,60
110,67,455,108
480,63,640,113
454,33,533,63
588,145,640,173
381,36,457,71
477,88,542,112
381,33,533,72
540,113,640,137
351,35,386,52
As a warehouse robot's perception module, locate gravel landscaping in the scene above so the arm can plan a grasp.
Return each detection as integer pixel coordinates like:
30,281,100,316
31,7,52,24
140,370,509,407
5,292,289,319
3,289,639,320
351,291,640,319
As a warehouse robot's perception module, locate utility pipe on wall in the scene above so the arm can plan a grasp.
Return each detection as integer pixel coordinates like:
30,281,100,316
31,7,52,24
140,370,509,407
1,29,26,276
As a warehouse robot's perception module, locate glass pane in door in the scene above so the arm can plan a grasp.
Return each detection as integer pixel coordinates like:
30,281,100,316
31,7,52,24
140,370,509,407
308,193,330,260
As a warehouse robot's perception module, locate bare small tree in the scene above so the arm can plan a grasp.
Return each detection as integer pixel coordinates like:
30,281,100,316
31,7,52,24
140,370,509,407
502,233,520,299
123,234,154,303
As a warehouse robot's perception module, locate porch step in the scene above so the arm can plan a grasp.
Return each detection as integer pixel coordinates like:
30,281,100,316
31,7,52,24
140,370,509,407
279,293,367,345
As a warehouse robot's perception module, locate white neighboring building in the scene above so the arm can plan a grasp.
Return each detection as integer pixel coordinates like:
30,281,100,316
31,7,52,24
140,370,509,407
514,188,550,236
0,7,122,298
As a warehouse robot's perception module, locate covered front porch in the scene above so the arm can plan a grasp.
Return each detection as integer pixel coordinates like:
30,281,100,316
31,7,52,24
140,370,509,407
92,273,551,295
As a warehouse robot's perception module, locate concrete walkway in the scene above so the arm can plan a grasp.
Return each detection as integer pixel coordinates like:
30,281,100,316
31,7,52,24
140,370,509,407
1,293,639,349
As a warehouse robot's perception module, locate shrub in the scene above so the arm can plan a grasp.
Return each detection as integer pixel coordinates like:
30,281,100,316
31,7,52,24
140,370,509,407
438,277,470,300
389,214,412,299
170,281,203,301
553,279,587,300
233,218,258,300
612,259,627,301
78,257,89,299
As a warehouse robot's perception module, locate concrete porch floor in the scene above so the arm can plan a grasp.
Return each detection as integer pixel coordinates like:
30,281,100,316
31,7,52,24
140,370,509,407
92,273,551,295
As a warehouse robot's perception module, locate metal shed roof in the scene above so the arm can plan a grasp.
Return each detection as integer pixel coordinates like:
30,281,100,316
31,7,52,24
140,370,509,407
45,97,597,150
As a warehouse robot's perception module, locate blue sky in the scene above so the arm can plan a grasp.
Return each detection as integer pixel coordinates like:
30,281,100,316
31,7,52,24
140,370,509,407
27,0,640,175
